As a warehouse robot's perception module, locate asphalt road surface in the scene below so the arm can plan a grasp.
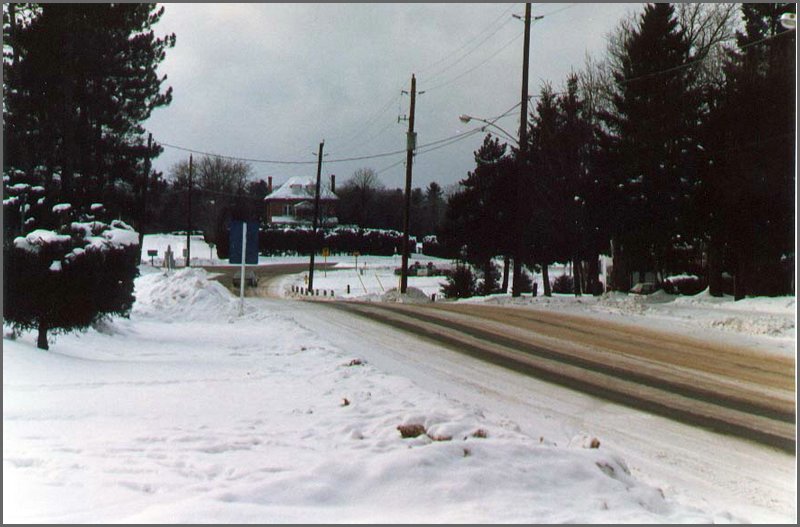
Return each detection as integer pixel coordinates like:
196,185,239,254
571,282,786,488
208,264,797,452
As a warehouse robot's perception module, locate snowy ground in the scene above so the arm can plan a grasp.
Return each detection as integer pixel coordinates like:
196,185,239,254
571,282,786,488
276,259,795,358
6,233,797,522
5,266,795,523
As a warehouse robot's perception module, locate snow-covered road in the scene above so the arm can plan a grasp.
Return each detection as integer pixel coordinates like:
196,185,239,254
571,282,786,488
282,297,796,523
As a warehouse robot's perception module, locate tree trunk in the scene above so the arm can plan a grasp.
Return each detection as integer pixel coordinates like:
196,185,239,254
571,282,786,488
37,320,49,350
610,239,627,291
587,254,600,295
734,254,747,301
483,259,494,295
501,255,510,293
707,237,723,297
542,263,552,297
573,258,582,296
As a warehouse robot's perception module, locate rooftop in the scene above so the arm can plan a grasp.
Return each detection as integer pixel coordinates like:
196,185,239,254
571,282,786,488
264,176,337,201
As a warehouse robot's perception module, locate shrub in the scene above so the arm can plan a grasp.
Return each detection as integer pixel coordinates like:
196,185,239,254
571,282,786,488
516,269,534,294
440,263,476,299
662,274,704,295
477,261,501,296
552,274,574,294
4,220,139,349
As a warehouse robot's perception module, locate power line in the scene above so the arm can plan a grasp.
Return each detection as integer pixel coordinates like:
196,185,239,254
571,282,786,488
617,27,795,86
417,3,516,79
158,122,504,167
422,9,517,84
424,29,524,93
336,91,403,152
538,3,578,18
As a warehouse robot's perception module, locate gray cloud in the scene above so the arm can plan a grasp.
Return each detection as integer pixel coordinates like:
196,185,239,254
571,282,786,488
145,3,638,190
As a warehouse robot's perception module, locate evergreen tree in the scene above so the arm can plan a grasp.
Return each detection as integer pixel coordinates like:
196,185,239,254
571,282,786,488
423,181,445,235
3,3,175,219
701,3,795,298
526,85,562,295
3,4,174,348
601,3,702,285
440,135,515,294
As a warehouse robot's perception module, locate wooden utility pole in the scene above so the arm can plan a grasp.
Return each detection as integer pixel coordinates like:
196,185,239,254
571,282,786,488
138,133,152,252
186,154,192,267
308,141,325,293
400,74,417,294
512,3,532,297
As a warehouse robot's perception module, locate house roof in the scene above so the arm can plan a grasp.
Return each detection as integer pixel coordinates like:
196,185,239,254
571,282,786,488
264,176,338,201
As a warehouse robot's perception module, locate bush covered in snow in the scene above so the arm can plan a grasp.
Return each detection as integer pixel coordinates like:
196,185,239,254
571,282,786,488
662,274,705,296
4,217,139,350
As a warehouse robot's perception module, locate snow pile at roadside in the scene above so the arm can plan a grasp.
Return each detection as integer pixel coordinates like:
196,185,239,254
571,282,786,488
132,267,238,321
2,270,739,523
459,287,795,343
381,286,432,303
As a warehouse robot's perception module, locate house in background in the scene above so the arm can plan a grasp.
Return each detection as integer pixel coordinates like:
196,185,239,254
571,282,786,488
264,174,338,226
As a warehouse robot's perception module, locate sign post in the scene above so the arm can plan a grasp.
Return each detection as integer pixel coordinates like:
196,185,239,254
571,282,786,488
239,223,246,315
322,247,329,277
230,220,260,316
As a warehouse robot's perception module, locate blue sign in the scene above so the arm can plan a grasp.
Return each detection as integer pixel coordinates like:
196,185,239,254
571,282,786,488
229,221,259,264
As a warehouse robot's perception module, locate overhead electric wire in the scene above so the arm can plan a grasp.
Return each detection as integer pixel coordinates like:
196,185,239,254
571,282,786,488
618,27,794,86
158,118,512,167
423,29,525,93
421,10,517,84
537,3,578,17
417,3,516,80
335,91,402,152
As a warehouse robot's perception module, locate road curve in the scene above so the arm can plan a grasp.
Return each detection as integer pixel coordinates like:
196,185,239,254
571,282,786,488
325,300,796,452
206,264,796,452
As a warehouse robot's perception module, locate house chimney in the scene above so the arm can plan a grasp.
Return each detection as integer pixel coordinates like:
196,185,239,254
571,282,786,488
330,174,336,193
268,176,273,194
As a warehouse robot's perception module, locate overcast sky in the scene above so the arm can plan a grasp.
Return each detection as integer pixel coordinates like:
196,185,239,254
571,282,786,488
144,3,640,192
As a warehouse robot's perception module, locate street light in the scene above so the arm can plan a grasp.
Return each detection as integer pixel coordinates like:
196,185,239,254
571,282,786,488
459,115,519,146
780,12,796,30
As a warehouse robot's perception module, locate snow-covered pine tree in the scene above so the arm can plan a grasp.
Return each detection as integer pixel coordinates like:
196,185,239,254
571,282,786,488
3,180,140,349
3,4,174,347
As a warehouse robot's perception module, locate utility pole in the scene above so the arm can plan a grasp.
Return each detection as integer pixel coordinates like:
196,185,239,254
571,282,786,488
186,154,192,267
308,140,325,293
400,74,417,294
139,133,152,252
512,2,532,297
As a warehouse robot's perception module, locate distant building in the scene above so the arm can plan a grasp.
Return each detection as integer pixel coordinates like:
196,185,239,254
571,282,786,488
264,175,338,226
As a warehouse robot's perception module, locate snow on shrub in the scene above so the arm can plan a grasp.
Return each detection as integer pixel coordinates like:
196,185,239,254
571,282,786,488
4,218,139,350
662,274,704,296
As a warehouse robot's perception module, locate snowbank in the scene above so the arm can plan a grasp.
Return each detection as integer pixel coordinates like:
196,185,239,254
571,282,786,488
2,268,749,523
132,267,239,321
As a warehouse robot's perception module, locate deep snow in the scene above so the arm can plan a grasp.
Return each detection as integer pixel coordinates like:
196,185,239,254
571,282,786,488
6,266,793,523
5,233,796,522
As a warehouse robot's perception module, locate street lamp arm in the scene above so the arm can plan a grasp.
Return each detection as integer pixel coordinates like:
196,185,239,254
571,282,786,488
459,115,520,146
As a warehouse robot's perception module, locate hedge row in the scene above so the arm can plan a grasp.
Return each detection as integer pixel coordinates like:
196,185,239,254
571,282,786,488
258,226,418,257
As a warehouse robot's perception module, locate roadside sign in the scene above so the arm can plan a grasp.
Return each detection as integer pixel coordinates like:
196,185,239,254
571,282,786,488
229,221,259,264
322,247,330,257
147,250,158,257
